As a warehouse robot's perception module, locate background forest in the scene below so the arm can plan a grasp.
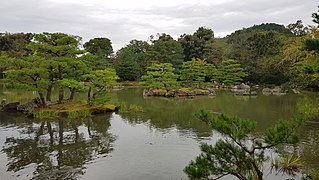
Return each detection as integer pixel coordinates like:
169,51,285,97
1,7,319,91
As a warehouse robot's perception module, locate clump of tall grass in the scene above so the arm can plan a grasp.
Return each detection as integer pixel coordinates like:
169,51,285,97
117,102,143,113
272,155,302,176
33,110,59,119
297,98,319,121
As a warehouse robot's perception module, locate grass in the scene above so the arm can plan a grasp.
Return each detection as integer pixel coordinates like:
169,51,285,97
179,87,191,92
33,101,117,119
117,102,143,113
67,109,92,119
272,155,302,176
152,89,167,93
297,98,319,121
33,110,59,119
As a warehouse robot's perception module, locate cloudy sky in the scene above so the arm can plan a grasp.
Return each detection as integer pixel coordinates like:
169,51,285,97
1,0,318,50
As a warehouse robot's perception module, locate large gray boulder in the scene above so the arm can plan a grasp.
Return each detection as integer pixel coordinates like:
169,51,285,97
234,83,250,89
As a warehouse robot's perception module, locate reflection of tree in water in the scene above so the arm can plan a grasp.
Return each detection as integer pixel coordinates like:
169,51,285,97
2,113,116,180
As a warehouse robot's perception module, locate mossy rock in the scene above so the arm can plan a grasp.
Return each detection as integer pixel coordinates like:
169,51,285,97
33,101,118,119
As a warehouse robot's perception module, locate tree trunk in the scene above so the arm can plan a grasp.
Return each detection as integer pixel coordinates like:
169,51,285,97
46,84,53,102
57,65,64,104
46,66,54,102
38,92,46,107
58,87,64,104
252,161,263,180
88,86,92,102
68,88,76,100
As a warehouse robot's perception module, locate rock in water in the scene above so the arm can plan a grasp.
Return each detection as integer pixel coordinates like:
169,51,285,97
17,98,42,114
1,102,20,111
1,99,8,107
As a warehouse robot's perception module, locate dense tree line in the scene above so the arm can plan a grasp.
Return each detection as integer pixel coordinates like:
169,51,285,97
1,6,319,91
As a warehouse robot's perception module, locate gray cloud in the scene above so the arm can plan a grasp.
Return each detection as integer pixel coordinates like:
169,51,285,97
0,0,317,50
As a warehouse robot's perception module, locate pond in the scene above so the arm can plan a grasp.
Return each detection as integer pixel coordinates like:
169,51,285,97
0,86,318,180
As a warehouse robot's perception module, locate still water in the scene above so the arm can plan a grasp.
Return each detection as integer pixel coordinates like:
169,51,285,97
0,87,318,179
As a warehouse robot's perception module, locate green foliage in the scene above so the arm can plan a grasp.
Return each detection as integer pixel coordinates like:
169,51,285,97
115,40,149,81
297,98,319,121
83,68,119,102
225,24,291,84
89,95,111,106
84,37,113,57
304,39,319,53
180,59,215,88
3,56,50,91
28,32,87,102
115,57,141,81
28,32,83,58
203,38,225,65
141,63,180,90
179,27,215,61
147,33,184,69
216,59,247,85
264,119,301,145
185,110,303,180
83,37,114,70
0,32,33,57
80,53,113,70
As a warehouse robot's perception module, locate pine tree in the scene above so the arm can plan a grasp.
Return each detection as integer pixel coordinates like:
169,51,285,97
141,63,180,90
185,110,303,180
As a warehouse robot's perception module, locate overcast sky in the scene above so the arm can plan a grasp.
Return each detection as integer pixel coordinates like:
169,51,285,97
1,0,318,50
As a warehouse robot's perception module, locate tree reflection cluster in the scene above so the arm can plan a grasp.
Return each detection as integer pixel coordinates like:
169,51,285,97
1,113,116,180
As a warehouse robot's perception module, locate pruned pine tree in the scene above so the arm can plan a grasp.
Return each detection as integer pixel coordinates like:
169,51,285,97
185,110,303,180
141,63,180,90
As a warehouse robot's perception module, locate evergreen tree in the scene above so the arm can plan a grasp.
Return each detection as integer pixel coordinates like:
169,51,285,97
27,32,84,103
185,110,303,180
115,40,149,80
216,59,247,85
3,56,49,106
83,69,119,104
180,58,217,88
83,37,114,69
147,33,184,69
141,63,180,90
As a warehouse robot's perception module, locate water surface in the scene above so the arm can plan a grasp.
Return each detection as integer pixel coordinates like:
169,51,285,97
0,87,318,179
